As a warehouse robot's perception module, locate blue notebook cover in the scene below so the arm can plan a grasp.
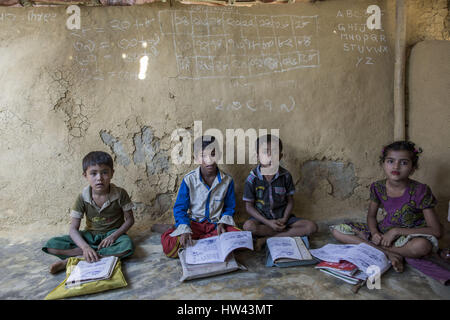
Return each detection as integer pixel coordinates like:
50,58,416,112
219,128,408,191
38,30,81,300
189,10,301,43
265,236,319,268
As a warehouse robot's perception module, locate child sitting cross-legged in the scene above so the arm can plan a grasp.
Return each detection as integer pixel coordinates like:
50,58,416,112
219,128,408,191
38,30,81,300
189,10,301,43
331,141,443,272
42,151,135,274
242,134,318,251
159,135,240,258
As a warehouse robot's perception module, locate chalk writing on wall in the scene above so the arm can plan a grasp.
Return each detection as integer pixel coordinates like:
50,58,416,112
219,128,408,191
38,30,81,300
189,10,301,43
212,96,295,112
68,17,162,81
159,9,320,80
334,8,389,67
0,10,58,24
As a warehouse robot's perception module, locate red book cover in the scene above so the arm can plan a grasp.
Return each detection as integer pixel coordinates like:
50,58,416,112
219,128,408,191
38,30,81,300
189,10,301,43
315,260,358,271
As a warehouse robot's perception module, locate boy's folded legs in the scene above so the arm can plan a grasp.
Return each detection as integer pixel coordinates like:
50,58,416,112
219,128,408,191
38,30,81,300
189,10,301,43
244,216,318,251
161,220,240,258
286,219,318,237
244,216,317,237
43,229,134,273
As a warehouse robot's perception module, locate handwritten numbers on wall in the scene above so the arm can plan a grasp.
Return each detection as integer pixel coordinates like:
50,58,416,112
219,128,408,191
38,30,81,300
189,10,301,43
213,96,295,113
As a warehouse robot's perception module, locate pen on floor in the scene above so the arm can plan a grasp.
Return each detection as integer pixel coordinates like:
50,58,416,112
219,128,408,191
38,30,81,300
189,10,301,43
352,280,366,294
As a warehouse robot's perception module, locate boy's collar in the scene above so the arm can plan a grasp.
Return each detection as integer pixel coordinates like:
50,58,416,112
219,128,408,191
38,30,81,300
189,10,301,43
197,166,222,183
82,183,120,204
255,164,285,181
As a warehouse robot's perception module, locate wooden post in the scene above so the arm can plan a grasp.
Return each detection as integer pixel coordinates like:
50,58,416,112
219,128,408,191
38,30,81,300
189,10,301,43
394,0,406,141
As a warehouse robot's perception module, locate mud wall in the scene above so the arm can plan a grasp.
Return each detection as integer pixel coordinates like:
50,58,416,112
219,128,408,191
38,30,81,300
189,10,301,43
408,40,450,245
0,0,448,242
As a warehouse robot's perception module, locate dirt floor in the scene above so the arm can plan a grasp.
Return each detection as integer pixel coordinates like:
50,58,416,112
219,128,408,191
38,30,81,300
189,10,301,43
1,227,449,300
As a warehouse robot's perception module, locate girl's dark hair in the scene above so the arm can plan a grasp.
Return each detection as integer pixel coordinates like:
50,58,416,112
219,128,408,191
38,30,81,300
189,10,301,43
379,141,422,168
82,151,114,173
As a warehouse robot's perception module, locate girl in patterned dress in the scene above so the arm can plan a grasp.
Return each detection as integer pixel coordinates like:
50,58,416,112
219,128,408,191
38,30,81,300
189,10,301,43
331,141,443,272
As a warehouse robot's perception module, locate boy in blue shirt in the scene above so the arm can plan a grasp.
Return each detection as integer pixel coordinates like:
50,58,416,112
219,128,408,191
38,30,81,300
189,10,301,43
160,136,240,258
242,134,318,250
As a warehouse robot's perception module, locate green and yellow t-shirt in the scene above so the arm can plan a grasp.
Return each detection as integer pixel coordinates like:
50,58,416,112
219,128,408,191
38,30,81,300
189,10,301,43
70,184,133,235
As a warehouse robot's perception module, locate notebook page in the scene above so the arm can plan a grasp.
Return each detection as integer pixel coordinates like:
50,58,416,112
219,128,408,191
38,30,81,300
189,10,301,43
267,237,302,261
219,231,253,260
185,236,221,264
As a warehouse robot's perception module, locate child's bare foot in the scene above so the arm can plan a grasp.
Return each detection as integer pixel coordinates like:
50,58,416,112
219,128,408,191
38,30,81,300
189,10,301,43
50,259,68,274
151,224,172,234
439,248,450,261
254,237,267,252
387,252,404,272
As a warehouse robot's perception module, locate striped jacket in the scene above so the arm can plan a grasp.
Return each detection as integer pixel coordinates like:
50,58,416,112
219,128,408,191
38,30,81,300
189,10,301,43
169,166,236,237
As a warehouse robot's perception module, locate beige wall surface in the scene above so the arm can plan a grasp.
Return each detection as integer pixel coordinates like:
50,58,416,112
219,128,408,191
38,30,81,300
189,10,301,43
408,40,450,246
0,0,448,242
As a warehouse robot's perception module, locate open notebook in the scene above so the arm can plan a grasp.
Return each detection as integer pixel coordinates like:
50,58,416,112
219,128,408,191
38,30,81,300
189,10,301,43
265,236,318,267
65,256,118,288
185,231,253,265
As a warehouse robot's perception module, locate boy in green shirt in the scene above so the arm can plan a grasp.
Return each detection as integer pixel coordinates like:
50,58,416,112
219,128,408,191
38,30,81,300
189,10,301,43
42,151,135,273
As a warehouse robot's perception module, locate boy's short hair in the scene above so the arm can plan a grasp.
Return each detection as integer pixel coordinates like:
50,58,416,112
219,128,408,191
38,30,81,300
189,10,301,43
256,134,283,154
82,151,114,173
193,135,220,157
379,140,422,169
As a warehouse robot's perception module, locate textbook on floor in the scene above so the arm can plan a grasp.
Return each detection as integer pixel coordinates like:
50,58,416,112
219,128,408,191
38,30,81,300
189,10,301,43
65,256,118,288
265,236,318,267
185,231,253,265
310,243,391,284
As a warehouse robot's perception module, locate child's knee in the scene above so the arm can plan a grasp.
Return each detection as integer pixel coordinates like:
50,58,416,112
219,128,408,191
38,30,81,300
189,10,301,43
409,238,432,257
297,220,317,235
161,232,181,258
308,221,318,234
46,248,58,254
331,228,345,240
243,220,257,232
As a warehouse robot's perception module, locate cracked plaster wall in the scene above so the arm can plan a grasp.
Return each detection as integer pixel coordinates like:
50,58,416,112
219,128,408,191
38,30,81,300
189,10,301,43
0,0,448,243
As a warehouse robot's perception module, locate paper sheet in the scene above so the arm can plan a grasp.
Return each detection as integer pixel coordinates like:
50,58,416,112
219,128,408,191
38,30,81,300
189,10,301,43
66,256,117,285
219,231,253,259
267,237,303,261
186,236,222,264
310,243,390,276
185,231,253,265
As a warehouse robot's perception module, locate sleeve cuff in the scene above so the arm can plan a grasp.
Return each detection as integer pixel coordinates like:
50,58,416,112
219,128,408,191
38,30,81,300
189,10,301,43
70,210,83,219
218,215,236,227
122,202,134,212
169,224,192,237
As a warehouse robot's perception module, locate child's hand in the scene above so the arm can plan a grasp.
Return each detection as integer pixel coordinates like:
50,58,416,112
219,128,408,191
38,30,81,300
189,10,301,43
371,232,383,246
82,246,100,263
381,228,399,247
180,233,193,247
275,219,287,229
278,217,289,226
267,220,286,232
98,234,117,250
217,223,226,235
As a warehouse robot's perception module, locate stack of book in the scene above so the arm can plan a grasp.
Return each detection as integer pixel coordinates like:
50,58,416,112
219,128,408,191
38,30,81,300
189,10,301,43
178,231,254,281
310,243,391,285
315,260,366,285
